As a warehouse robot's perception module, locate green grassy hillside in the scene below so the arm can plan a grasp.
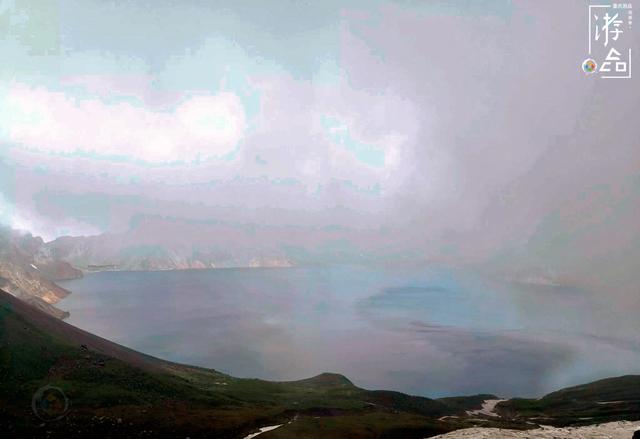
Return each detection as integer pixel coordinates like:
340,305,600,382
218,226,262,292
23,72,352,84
2,288,639,437
496,376,640,426
0,289,455,438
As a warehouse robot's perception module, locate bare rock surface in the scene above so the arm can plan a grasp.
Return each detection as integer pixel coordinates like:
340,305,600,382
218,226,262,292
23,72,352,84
0,226,78,318
430,421,640,438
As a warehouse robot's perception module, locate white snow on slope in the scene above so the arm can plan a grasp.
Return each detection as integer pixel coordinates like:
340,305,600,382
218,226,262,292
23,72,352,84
466,399,507,417
242,424,283,439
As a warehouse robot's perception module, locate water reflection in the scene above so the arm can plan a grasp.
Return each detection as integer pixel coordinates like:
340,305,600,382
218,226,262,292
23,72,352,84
59,266,640,398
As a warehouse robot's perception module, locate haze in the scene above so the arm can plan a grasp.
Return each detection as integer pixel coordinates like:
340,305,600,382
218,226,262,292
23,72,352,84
1,0,639,362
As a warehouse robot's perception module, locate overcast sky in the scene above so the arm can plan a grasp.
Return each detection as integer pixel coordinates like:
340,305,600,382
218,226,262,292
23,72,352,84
0,0,638,301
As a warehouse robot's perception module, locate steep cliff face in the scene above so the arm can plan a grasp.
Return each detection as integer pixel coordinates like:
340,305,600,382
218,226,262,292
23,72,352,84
0,226,80,319
33,246,84,280
34,259,83,281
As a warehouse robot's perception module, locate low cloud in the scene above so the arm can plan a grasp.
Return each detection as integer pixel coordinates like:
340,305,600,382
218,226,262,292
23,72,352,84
0,0,638,302
2,83,246,163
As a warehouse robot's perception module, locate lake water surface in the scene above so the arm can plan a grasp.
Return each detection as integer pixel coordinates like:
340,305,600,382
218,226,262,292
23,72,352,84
58,265,640,398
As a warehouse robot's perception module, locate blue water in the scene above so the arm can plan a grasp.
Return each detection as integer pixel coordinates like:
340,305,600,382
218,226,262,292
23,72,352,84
58,265,640,398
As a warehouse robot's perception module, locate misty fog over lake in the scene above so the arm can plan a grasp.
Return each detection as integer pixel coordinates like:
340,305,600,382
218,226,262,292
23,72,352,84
59,266,640,398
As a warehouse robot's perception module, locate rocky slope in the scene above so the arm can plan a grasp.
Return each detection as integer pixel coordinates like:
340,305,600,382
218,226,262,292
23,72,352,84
429,421,640,438
0,226,82,319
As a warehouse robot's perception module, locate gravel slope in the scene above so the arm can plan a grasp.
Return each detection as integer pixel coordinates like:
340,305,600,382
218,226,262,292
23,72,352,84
429,421,640,438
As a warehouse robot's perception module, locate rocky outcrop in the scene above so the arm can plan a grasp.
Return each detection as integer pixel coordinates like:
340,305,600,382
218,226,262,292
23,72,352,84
0,226,79,319
431,421,640,438
32,243,84,280
0,260,69,303
33,259,83,281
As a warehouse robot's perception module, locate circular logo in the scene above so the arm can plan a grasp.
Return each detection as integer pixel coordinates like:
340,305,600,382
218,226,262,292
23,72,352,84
31,385,69,421
582,58,597,74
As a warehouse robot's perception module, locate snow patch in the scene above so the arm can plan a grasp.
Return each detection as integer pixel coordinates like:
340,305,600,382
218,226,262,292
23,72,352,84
466,399,507,417
243,424,284,439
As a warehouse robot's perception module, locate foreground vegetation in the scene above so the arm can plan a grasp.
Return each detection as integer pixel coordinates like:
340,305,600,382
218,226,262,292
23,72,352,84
496,375,640,426
1,289,638,438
